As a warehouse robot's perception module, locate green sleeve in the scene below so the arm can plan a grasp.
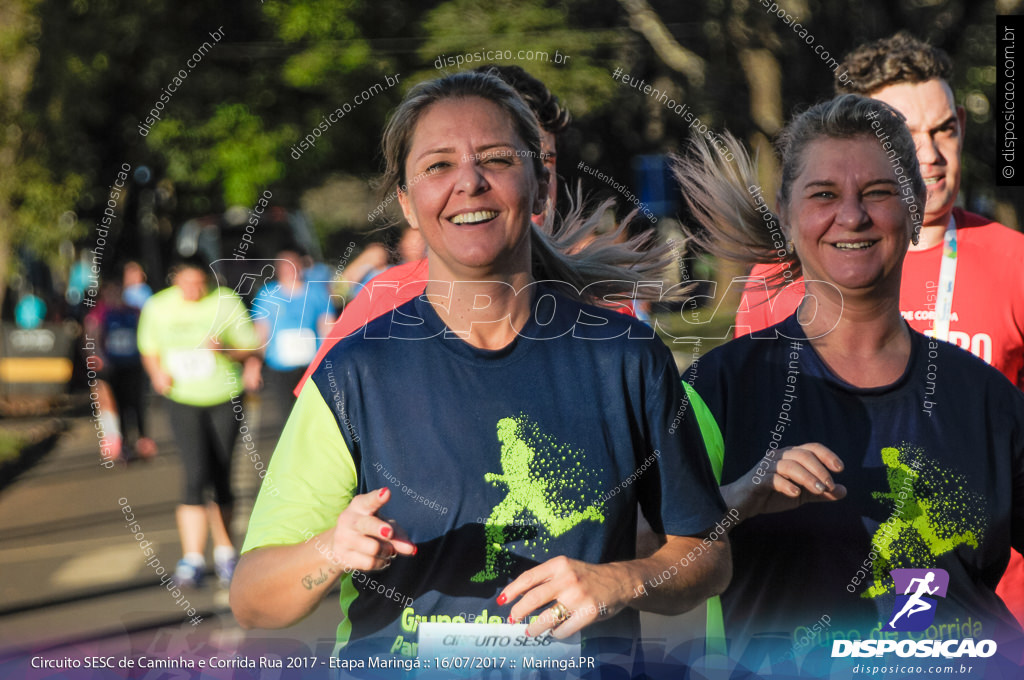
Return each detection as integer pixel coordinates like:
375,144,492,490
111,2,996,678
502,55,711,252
241,381,358,553
683,380,728,657
136,294,161,357
683,382,724,483
217,288,262,352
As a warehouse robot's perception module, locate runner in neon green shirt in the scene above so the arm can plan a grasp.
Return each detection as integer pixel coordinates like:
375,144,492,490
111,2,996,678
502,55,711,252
139,259,262,589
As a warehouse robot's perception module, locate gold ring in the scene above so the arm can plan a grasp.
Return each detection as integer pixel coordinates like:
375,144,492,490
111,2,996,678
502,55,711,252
551,601,570,624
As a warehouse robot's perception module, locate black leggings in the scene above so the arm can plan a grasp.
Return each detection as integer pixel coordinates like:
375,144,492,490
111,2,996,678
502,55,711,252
262,367,305,432
108,364,147,441
167,399,240,506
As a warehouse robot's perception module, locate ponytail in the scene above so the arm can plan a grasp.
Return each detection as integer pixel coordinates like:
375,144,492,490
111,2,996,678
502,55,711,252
672,94,924,290
671,131,798,290
529,185,678,303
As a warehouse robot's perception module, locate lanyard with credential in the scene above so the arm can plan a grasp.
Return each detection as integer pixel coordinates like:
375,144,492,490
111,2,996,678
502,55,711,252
932,217,958,342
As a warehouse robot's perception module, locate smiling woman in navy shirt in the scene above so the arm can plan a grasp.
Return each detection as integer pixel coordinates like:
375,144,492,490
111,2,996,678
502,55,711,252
675,94,1024,676
230,71,731,669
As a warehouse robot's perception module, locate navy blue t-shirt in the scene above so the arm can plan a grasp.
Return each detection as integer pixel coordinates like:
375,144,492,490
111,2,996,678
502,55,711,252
309,283,727,653
692,315,1024,671
100,305,141,367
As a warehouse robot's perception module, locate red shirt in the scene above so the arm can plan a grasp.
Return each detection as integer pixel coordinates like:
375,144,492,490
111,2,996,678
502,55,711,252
736,209,1024,388
734,208,1024,625
294,259,430,397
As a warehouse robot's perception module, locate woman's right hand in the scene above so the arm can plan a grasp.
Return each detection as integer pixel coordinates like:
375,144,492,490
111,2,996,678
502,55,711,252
721,443,847,524
328,487,417,574
150,369,173,395
232,487,415,629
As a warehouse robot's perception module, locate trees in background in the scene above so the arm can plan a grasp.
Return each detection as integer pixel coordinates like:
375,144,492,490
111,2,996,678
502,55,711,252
0,0,1013,312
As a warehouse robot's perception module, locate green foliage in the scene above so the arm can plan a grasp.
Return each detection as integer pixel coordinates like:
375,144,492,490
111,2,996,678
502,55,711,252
417,0,617,116
264,0,363,42
263,0,377,88
1,0,1012,279
282,42,375,88
10,159,84,259
0,0,82,271
147,104,295,207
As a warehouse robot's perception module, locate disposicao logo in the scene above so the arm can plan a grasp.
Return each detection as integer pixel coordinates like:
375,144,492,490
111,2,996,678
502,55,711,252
832,569,998,659
885,568,949,631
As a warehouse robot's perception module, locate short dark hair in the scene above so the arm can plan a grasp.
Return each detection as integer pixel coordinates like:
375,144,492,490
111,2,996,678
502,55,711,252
835,32,953,95
168,255,211,285
473,64,571,134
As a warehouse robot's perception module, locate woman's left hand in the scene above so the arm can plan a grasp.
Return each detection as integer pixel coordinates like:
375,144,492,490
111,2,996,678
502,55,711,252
498,556,630,639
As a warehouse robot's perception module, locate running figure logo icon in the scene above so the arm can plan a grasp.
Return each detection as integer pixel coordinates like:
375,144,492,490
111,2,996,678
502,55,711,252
884,568,949,631
471,416,605,583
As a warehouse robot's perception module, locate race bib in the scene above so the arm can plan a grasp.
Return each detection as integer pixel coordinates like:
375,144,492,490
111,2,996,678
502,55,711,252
166,350,216,382
106,328,137,357
418,622,582,664
274,328,317,367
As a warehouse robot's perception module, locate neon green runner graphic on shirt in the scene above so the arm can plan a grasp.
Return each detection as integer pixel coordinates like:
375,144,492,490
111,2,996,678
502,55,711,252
471,416,605,583
863,445,986,598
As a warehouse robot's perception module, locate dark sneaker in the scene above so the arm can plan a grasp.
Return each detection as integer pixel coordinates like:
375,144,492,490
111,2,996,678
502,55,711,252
214,554,237,587
173,559,204,588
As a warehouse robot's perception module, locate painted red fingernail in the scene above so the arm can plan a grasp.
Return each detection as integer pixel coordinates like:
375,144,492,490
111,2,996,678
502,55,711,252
411,545,418,555
496,593,507,606
378,488,387,498
524,629,531,637
380,526,393,539
508,616,518,624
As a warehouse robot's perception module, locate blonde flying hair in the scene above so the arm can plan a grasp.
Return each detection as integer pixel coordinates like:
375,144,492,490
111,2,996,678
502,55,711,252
672,93,925,288
380,71,673,302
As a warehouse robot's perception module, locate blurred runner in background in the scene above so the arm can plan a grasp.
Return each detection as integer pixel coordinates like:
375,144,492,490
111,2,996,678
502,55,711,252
138,258,262,588
252,249,335,429
122,260,153,310
83,275,155,462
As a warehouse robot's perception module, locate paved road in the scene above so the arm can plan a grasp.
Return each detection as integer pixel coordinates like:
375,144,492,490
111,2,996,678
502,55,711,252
0,390,346,678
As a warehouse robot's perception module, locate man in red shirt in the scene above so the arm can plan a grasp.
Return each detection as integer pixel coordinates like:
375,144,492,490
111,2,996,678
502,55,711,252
294,64,571,396
735,32,1024,625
